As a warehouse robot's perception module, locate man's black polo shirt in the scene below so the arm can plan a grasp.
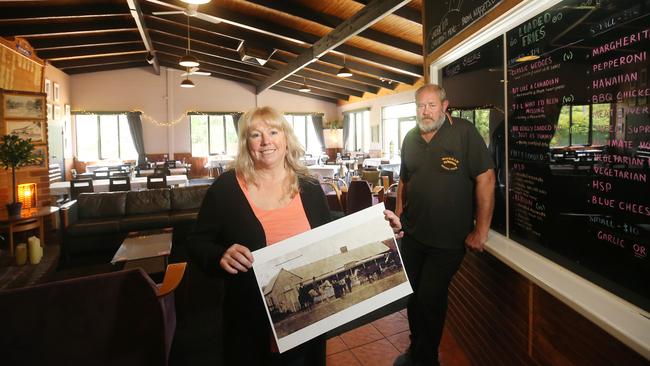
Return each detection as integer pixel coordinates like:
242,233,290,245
399,116,494,249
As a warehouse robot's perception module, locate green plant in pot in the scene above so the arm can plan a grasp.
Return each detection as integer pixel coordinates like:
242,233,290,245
0,135,42,216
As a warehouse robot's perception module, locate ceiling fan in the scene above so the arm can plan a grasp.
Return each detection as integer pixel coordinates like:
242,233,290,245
181,67,211,77
148,0,221,24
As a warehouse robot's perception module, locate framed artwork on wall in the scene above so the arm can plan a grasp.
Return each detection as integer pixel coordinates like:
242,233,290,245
1,91,46,119
53,82,60,102
5,120,45,144
47,103,53,120
44,78,52,100
27,145,48,168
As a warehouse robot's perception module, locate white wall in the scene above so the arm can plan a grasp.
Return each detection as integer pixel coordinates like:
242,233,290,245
44,64,71,158
70,66,338,156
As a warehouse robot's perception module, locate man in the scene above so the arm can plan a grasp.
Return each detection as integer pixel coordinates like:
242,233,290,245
393,84,495,366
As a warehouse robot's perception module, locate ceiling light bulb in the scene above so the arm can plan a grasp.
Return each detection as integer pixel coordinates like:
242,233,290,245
180,78,195,88
337,66,352,78
179,54,200,68
181,0,211,4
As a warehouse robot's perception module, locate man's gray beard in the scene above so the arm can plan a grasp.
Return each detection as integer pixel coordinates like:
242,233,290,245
417,115,445,133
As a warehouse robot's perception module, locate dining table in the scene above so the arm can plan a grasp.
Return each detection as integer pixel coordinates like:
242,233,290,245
49,175,189,196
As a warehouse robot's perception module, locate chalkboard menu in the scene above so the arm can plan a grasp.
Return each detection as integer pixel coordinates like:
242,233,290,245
507,0,649,309
424,0,503,55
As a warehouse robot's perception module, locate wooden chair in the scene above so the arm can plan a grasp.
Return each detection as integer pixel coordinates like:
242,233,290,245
70,179,94,200
346,180,373,215
384,183,399,212
109,176,131,192
361,169,381,187
147,174,167,189
0,263,186,366
320,182,344,219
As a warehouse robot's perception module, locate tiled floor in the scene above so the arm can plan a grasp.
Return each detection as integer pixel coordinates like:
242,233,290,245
326,309,471,366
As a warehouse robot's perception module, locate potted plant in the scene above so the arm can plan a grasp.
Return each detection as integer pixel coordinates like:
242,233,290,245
0,135,41,216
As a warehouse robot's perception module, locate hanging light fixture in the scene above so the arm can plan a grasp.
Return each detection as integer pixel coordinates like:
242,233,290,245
298,76,311,92
179,15,199,68
337,54,352,78
180,68,195,88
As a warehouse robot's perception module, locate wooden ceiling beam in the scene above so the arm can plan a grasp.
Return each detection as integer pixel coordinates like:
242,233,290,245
28,31,141,50
0,16,135,38
244,0,421,55
157,54,266,82
37,42,145,60
150,31,242,63
63,61,150,75
272,84,342,103
53,54,147,69
127,0,160,75
145,16,241,51
0,3,130,19
353,0,422,24
158,60,262,88
285,75,364,98
256,0,412,93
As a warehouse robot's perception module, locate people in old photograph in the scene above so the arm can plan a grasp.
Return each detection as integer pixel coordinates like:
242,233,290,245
259,236,407,339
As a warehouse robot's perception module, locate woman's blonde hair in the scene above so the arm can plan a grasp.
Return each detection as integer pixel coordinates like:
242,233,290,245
231,106,310,195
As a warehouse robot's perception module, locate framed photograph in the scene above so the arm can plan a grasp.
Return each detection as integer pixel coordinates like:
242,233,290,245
26,145,48,168
2,91,46,119
253,204,412,353
54,104,61,120
44,78,52,100
53,82,60,102
47,103,53,120
5,120,45,144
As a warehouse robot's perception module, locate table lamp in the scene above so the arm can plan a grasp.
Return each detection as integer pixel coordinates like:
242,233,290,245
17,183,37,210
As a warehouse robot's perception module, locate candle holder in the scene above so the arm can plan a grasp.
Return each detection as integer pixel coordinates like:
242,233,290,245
17,183,37,210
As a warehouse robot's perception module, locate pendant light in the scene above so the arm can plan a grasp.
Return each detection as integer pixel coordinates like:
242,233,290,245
179,15,199,68
337,54,352,78
298,76,311,92
180,68,195,88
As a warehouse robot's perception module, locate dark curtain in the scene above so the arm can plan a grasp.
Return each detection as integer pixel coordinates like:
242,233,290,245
126,112,146,165
311,114,325,149
342,113,351,151
231,112,244,132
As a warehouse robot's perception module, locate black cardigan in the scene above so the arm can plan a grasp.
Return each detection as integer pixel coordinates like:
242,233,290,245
187,170,330,366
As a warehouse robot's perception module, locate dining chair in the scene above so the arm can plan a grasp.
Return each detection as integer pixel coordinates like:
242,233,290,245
109,176,131,192
345,180,373,215
320,182,344,219
384,183,399,212
361,169,381,187
147,174,167,189
70,179,94,200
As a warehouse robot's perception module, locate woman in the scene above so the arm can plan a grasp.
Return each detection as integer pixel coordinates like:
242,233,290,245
187,106,330,366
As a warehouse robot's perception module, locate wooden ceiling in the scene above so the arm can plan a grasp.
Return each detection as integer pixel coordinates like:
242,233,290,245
0,0,424,103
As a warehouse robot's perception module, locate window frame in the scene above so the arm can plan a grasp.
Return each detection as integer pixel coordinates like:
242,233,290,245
189,113,238,157
345,108,370,152
74,113,135,161
381,102,416,154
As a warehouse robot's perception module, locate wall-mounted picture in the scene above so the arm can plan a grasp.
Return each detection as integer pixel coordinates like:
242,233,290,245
26,145,47,168
53,82,60,102
2,92,46,119
54,104,61,120
47,103,53,120
45,78,52,100
253,204,412,353
5,120,45,144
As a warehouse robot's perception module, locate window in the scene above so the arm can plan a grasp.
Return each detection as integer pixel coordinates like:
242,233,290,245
345,109,370,151
450,109,491,146
190,114,238,156
551,104,611,147
75,114,137,161
284,114,322,155
382,103,416,154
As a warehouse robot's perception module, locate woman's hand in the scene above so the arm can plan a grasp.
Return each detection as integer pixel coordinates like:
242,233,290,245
220,244,254,274
383,210,404,239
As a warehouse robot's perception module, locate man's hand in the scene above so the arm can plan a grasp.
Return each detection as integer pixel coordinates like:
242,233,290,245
465,229,488,252
220,244,254,274
384,210,404,239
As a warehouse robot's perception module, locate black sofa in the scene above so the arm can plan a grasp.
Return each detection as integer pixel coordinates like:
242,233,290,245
60,185,209,267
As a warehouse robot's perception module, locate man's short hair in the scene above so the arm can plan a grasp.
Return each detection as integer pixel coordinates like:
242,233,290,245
415,84,447,102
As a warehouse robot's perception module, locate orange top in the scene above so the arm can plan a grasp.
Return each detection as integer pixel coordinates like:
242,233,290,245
237,176,311,245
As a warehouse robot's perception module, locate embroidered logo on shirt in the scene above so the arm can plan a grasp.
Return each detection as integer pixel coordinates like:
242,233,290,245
441,156,460,171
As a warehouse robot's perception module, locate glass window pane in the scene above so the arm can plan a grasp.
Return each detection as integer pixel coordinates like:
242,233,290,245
209,116,225,154
475,109,490,146
571,105,589,145
383,103,416,119
399,119,416,151
362,111,370,152
346,113,356,150
191,115,209,157
592,104,610,146
99,115,119,159
118,115,138,160
225,115,238,156
76,115,98,161
461,110,474,122
383,118,398,153
355,113,363,151
551,106,570,147
293,115,307,150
